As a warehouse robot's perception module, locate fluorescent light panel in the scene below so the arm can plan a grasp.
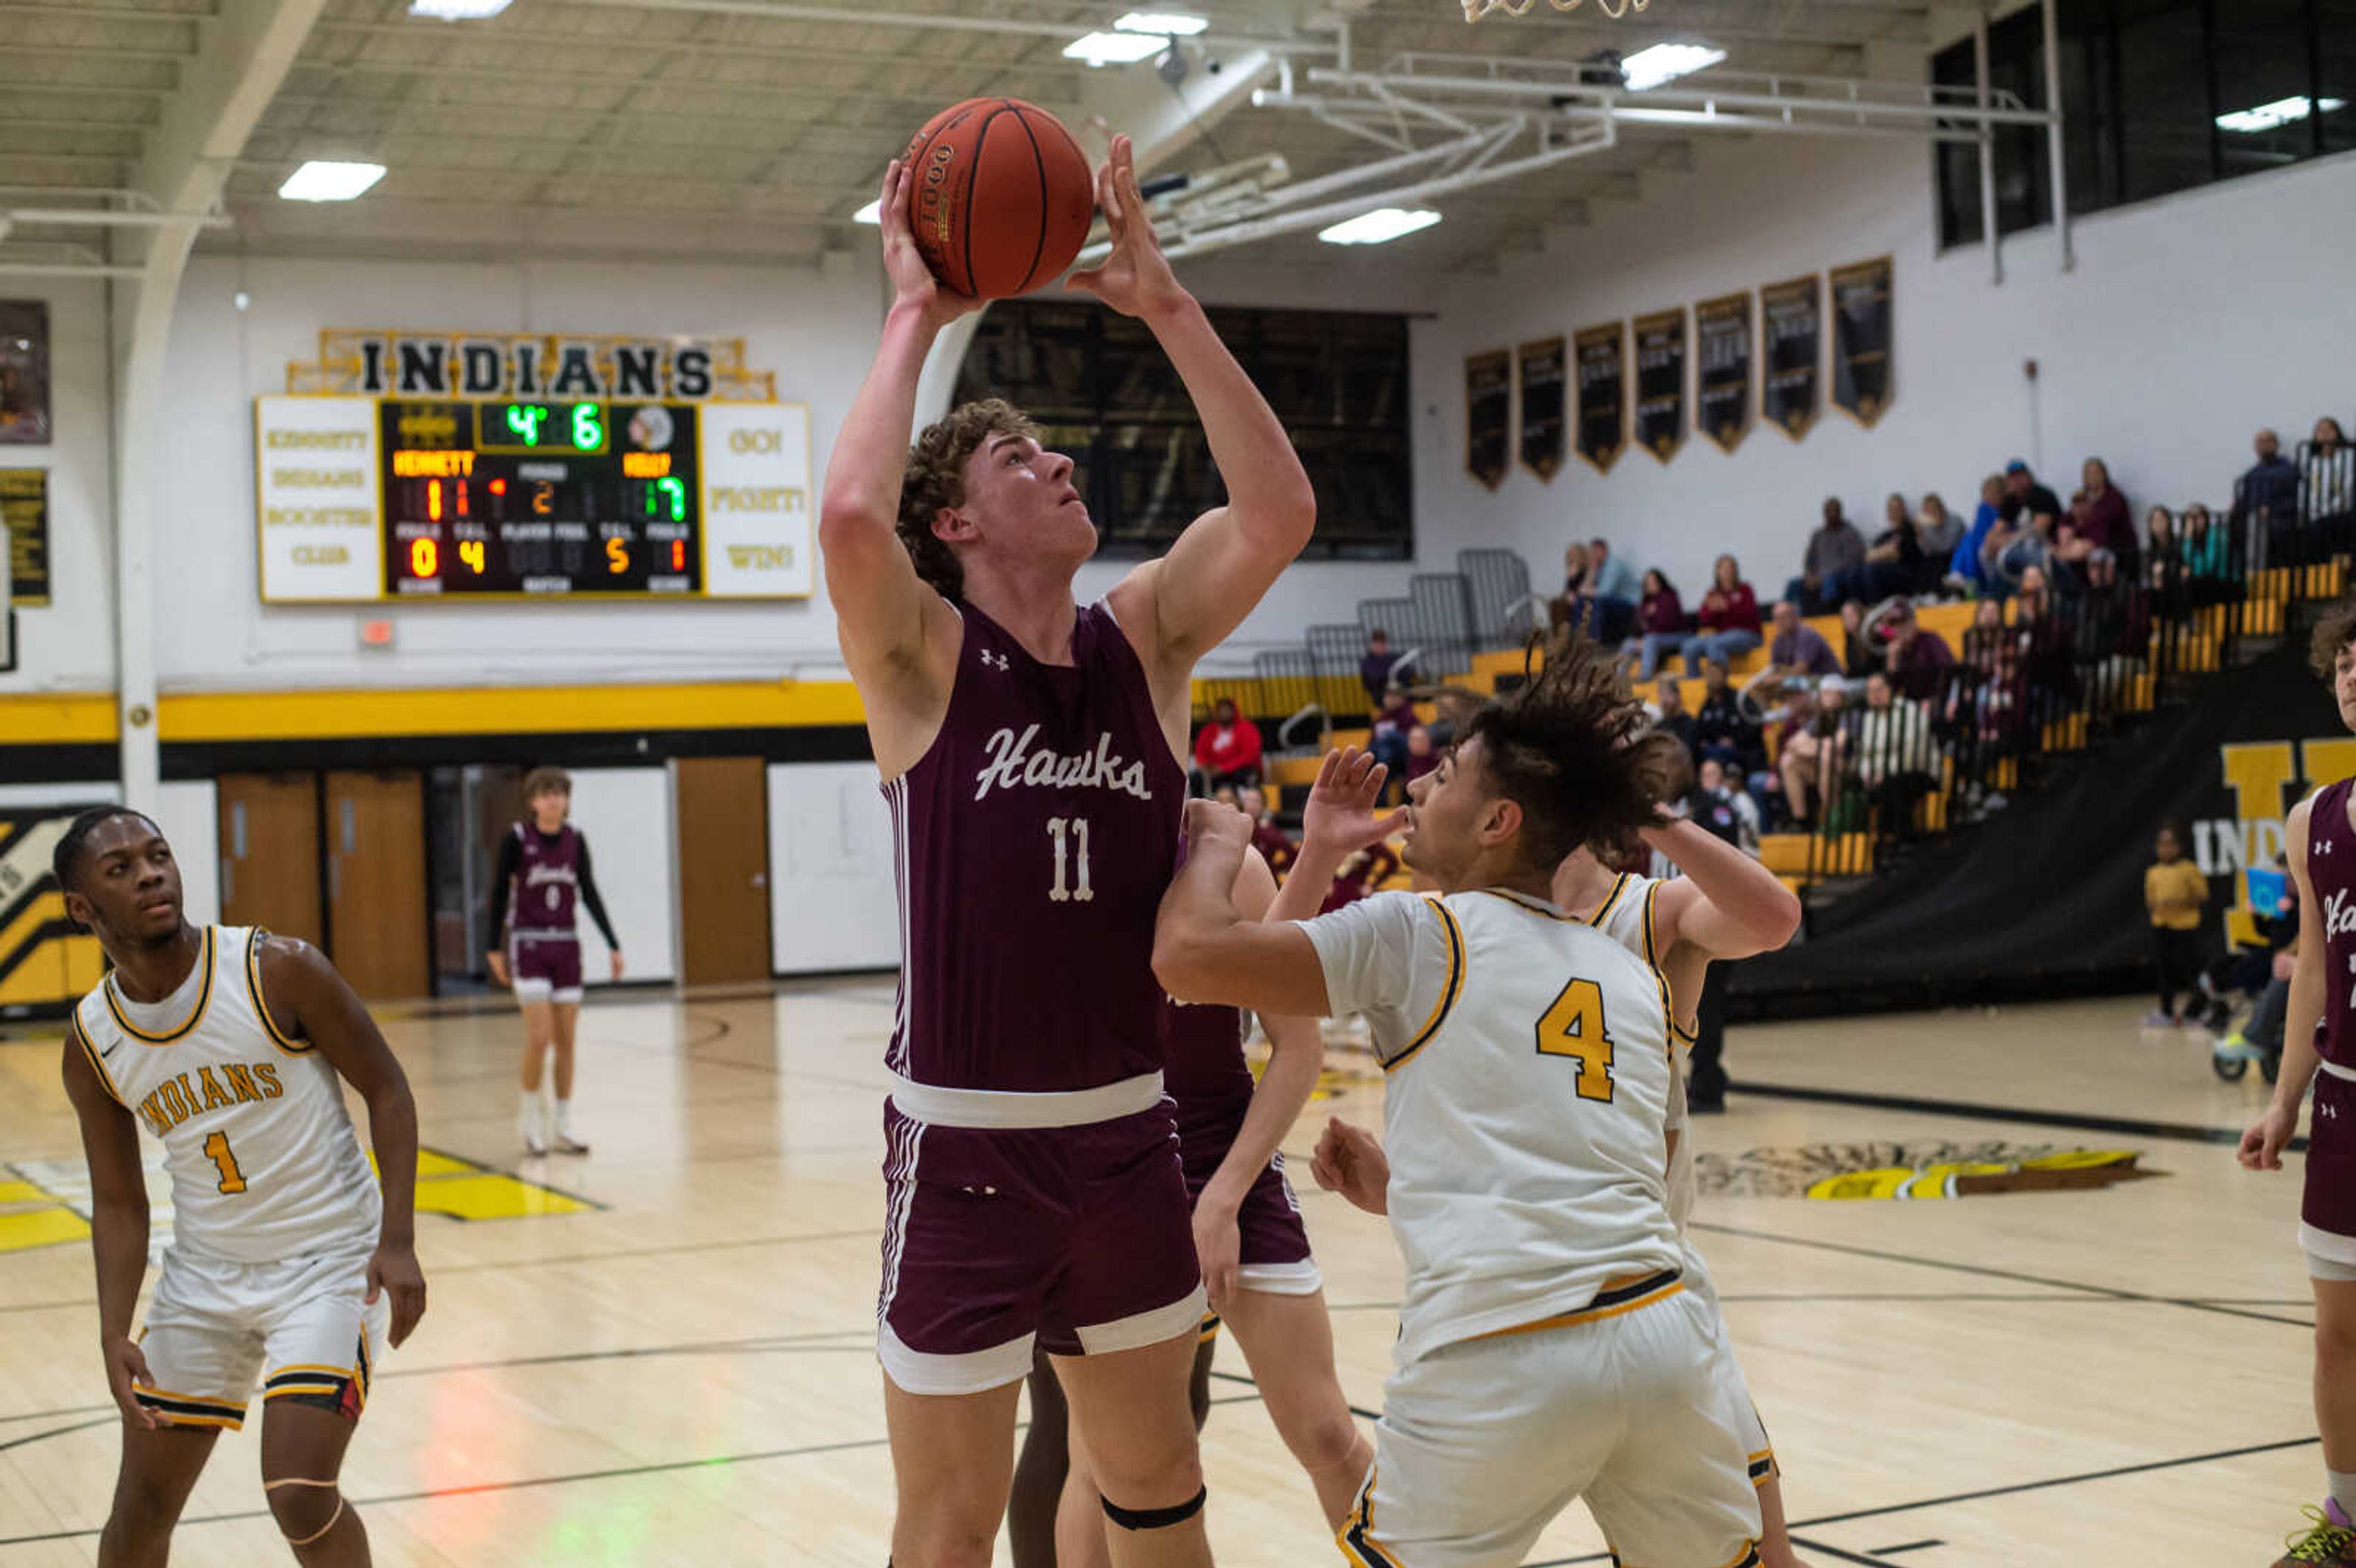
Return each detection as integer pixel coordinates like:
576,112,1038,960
852,198,882,224
1064,30,1165,64
278,161,387,202
1114,10,1209,34
407,0,511,18
1319,207,1442,246
1620,41,1726,91
2216,94,2344,133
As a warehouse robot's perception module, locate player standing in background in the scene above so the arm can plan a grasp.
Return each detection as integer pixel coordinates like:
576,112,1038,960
1153,647,1763,1568
818,133,1315,1568
2242,598,2356,1566
484,766,623,1157
53,807,426,1567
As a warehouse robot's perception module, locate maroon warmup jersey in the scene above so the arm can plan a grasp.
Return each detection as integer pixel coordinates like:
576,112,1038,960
2304,777,2356,1253
509,823,582,937
883,601,1184,1094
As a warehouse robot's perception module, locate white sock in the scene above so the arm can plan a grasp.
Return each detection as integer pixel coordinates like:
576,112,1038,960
518,1094,543,1143
555,1099,574,1136
2330,1468,2356,1519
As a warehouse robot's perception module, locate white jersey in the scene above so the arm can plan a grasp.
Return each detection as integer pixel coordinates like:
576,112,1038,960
70,926,382,1264
1585,873,1700,1226
1304,886,1680,1367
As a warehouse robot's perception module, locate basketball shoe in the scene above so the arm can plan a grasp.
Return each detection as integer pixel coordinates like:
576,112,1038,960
2275,1501,2356,1564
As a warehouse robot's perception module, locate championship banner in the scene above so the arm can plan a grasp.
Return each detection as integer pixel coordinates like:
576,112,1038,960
1516,337,1566,481
1573,322,1626,474
1632,310,1687,463
1695,292,1754,454
1465,349,1511,491
1831,256,1895,428
0,469,47,605
1760,275,1823,440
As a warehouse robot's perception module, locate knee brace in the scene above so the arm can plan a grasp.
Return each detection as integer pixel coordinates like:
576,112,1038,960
1102,1485,1207,1532
264,1477,346,1548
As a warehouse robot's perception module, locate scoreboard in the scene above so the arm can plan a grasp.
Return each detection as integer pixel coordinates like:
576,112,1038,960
255,394,811,602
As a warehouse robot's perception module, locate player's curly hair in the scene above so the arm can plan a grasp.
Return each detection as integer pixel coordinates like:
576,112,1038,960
1461,634,1679,872
896,399,1041,600
50,805,156,897
2312,590,2356,679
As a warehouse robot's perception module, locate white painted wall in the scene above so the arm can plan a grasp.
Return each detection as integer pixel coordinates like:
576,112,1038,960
0,277,115,696
564,767,676,985
765,760,899,975
1409,134,2356,599
0,778,217,924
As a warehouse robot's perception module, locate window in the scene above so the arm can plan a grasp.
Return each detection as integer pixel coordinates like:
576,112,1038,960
952,302,1413,560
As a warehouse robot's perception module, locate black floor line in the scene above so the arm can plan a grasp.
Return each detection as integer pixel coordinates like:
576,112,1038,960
0,1414,112,1453
1787,1537,1891,1566
1687,1219,2317,1328
1869,1540,1945,1556
1209,1366,1382,1424
1733,1080,2303,1151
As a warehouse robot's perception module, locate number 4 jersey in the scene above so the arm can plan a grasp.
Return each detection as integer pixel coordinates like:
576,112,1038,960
1301,886,1682,1367
69,925,383,1263
882,600,1184,1095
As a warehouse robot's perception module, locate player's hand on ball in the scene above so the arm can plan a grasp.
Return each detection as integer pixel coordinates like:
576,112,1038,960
1302,747,1408,858
1192,1199,1242,1315
368,1241,428,1348
876,159,981,329
486,951,510,988
1067,135,1187,321
102,1335,161,1429
1312,1116,1390,1216
2240,1102,2298,1172
1182,797,1253,853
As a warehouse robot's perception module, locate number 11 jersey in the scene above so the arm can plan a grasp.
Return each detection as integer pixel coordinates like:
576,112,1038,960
881,600,1184,1094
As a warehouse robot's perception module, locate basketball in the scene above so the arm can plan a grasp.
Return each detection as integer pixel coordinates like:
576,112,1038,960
901,97,1095,299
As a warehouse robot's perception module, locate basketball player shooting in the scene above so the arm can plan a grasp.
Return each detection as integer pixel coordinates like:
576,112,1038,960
819,134,1315,1568
53,808,425,1567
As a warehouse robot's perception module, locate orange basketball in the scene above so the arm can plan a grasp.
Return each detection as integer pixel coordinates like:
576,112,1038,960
903,98,1096,300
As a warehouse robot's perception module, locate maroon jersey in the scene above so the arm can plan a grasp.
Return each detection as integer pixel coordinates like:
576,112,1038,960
509,823,582,937
884,601,1184,1093
1162,997,1254,1156
2312,778,2356,1069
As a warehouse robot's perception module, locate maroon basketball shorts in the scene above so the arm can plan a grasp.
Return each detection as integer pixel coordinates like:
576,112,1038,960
509,932,583,1005
878,1074,1207,1396
2302,1061,2356,1274
1177,1112,1322,1297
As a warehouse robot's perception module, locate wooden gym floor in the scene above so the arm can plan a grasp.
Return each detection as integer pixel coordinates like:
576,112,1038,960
0,984,2327,1566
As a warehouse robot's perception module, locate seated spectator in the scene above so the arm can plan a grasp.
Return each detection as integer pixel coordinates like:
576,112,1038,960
1959,595,2008,669
1369,683,1417,784
2065,457,2135,578
1882,600,1957,700
2181,502,2232,601
1996,502,2062,589
1950,473,2007,596
2309,416,2352,519
1952,639,2030,810
1785,497,1866,613
1402,724,1440,786
1855,671,1938,842
1192,696,1263,791
1693,658,1778,828
1359,629,1398,717
1777,678,1852,830
1836,598,1879,683
1579,536,1642,641
2012,564,2080,716
1915,493,1963,593
1623,568,1688,680
2000,459,2064,529
2146,505,2192,617
1766,598,1842,683
1237,783,1295,878
1682,553,1764,675
1546,542,1591,632
1856,493,1926,601
1320,837,1401,914
2144,821,2208,1027
2073,549,2148,709
1652,673,1700,756
1693,755,1762,855
2239,428,2302,563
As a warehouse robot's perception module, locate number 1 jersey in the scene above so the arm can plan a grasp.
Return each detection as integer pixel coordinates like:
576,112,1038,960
881,600,1184,1094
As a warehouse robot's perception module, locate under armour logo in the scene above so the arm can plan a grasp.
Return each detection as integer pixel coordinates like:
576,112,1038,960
980,650,1011,672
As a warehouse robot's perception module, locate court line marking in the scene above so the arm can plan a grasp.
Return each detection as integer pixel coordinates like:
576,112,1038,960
1731,1080,2303,1150
1869,1541,1944,1556
1787,1538,1890,1566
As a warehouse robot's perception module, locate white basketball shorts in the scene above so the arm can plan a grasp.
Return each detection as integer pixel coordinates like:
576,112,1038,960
133,1241,388,1430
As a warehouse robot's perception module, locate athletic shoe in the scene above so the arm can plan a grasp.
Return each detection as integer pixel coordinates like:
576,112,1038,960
523,1130,549,1158
2274,1502,2356,1564
2215,1034,2267,1063
2141,1010,2176,1028
551,1130,590,1156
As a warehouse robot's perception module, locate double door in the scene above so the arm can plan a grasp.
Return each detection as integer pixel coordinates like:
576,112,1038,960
217,771,430,1002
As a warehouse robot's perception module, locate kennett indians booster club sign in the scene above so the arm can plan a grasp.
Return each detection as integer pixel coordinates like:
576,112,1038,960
255,330,811,604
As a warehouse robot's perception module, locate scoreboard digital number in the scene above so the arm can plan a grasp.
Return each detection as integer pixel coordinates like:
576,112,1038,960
254,393,812,603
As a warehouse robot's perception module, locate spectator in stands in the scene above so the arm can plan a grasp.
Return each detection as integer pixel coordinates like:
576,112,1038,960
1786,497,1866,612
1402,724,1440,787
1359,629,1397,716
1950,474,2007,596
2307,416,2350,518
1320,836,1401,914
1953,638,2028,813
1192,696,1263,792
2073,548,2148,710
1996,501,2062,590
1694,756,1762,855
1882,600,1957,700
1960,595,2007,668
2240,429,2302,559
1766,598,1841,684
1836,599,1881,685
2013,564,2079,715
1547,541,1591,633
1580,536,1642,641
1625,567,1689,680
2067,457,2135,578
2181,502,2232,602
1237,783,1295,879
1855,671,1937,843
1855,493,1926,602
1915,493,1964,594
1682,553,1764,675
2146,505,2193,618
1368,683,1417,786
1652,672,1700,756
1777,678,1852,830
2000,459,2063,529
2144,821,2209,1027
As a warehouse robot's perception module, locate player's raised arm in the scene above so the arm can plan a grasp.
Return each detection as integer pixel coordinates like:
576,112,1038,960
1080,137,1316,675
256,937,428,1347
1638,813,1804,961
61,1025,160,1428
1269,748,1409,926
1155,801,1333,1017
2247,797,2325,1170
818,159,980,680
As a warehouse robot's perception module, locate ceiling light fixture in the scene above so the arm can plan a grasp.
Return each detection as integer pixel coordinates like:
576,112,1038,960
2216,94,2345,133
1318,207,1442,245
277,161,387,202
407,0,512,20
1114,10,1209,34
1619,42,1727,91
852,198,882,224
1064,30,1165,66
